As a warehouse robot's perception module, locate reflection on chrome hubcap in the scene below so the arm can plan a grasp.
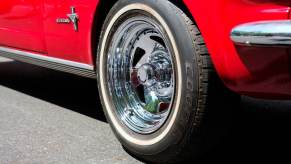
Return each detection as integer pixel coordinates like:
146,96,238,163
107,16,175,134
137,64,155,85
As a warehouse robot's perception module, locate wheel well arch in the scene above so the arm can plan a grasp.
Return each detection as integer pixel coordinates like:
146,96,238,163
90,0,196,67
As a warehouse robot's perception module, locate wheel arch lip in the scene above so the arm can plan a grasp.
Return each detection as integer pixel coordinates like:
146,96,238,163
90,0,119,70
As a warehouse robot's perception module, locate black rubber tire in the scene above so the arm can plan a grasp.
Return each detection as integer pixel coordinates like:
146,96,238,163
96,0,240,163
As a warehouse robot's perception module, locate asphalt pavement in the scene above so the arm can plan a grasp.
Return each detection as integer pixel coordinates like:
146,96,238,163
0,57,290,163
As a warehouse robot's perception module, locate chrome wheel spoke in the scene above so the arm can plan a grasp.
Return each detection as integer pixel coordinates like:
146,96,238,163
134,34,163,68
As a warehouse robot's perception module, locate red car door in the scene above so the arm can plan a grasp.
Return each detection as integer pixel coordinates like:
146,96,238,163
43,0,98,64
0,0,46,53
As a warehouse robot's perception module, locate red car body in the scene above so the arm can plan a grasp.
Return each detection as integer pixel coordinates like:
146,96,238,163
0,0,291,99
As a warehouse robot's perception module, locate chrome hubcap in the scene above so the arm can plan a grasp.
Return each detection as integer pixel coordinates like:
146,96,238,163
107,16,175,134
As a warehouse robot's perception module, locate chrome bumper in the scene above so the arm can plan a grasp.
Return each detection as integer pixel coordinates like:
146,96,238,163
230,20,291,46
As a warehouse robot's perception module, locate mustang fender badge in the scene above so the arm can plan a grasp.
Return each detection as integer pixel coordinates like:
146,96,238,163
56,7,79,32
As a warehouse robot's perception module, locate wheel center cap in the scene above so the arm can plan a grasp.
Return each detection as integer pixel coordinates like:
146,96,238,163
137,64,155,84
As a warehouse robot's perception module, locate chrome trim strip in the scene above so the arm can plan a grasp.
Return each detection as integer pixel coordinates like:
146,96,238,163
231,20,291,46
0,46,96,78
0,46,94,70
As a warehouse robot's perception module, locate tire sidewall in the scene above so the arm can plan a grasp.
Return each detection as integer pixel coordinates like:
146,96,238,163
97,0,199,156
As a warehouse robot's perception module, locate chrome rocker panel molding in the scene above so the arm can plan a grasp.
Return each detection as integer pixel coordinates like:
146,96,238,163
231,20,291,46
0,46,96,79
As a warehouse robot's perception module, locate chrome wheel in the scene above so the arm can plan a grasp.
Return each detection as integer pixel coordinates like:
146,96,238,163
106,16,175,134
